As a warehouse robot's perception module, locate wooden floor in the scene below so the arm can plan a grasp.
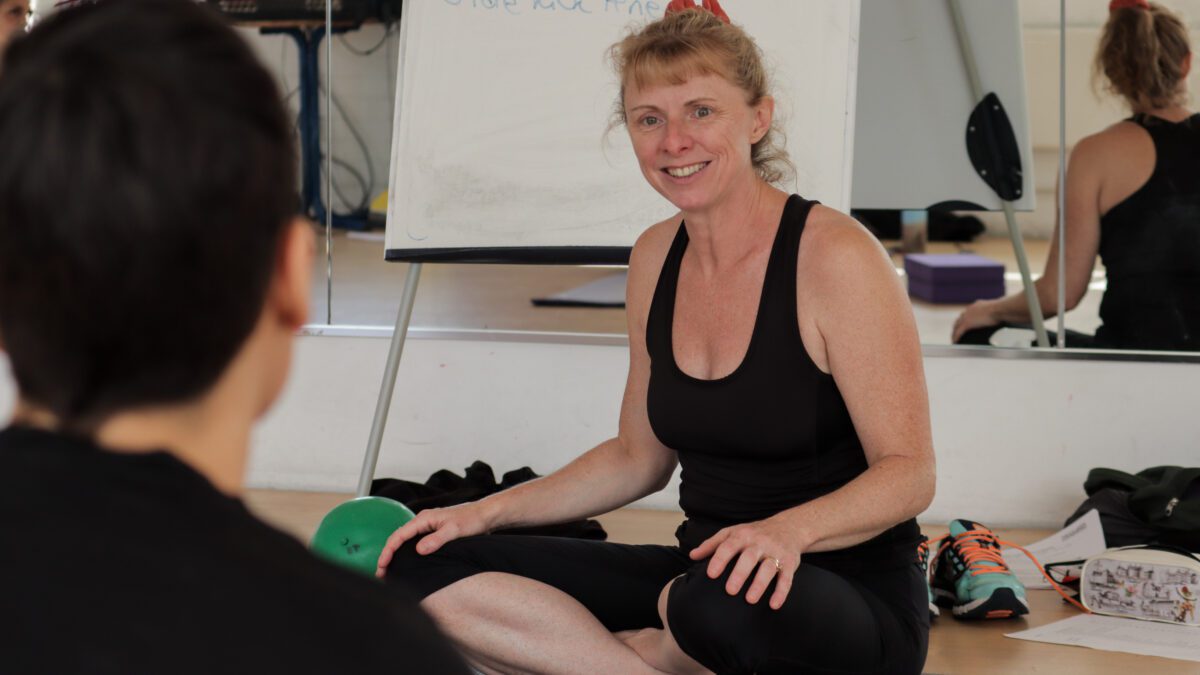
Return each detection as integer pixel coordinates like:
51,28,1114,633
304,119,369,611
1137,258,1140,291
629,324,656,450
245,489,1194,675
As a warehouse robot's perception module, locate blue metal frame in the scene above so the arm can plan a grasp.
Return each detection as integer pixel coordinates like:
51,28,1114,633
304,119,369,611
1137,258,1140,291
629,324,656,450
263,26,370,231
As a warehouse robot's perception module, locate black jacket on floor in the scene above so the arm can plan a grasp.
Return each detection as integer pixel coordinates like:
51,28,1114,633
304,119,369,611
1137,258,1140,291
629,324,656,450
372,461,608,540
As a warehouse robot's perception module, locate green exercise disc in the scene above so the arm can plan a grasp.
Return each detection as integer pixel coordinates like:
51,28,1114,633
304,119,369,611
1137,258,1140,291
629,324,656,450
310,496,415,578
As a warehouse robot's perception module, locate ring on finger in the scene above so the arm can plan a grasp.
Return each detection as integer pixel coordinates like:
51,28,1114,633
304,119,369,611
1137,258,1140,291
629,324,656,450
766,556,782,571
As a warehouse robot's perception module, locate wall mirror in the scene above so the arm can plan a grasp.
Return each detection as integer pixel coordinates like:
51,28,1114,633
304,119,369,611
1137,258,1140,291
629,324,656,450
226,3,599,335
225,0,1199,361
905,0,1200,358
1048,0,1200,355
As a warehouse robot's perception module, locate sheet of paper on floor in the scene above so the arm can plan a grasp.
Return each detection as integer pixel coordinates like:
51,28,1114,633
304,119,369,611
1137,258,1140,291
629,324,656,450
1006,614,1200,663
1003,508,1106,589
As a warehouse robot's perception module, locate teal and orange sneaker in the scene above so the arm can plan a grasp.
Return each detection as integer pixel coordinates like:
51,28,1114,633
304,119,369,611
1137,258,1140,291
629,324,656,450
930,519,1029,620
916,536,940,619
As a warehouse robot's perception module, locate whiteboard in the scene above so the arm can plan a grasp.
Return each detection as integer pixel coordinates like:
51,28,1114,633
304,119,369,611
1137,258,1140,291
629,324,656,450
384,0,861,263
851,0,1035,211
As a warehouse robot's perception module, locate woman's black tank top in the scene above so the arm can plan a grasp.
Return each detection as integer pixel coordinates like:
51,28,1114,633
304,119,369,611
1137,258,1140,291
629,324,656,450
645,195,920,571
1096,113,1200,350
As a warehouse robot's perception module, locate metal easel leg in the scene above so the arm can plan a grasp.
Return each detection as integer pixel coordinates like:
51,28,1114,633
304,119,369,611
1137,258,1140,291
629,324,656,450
949,0,1050,348
1001,202,1050,347
355,262,423,497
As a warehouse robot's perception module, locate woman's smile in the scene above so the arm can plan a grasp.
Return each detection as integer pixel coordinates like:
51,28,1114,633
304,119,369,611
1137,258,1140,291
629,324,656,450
663,160,712,180
624,73,769,212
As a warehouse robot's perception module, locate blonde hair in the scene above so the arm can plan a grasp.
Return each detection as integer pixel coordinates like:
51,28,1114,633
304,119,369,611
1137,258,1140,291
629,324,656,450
608,8,793,185
1095,2,1192,110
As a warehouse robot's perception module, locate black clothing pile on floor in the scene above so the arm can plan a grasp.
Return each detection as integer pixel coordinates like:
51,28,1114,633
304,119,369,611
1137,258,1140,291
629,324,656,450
1067,465,1200,552
371,460,608,540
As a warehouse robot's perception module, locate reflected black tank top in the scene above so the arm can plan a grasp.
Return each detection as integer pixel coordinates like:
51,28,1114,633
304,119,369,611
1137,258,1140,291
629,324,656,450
645,195,919,571
1097,113,1200,350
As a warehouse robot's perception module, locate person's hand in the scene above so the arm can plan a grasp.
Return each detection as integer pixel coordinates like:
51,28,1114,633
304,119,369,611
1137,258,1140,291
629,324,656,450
688,515,804,610
375,502,492,578
952,299,1001,343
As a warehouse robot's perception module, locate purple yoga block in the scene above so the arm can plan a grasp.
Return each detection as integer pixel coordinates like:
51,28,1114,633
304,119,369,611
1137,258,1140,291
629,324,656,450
904,253,1005,304
907,279,1005,304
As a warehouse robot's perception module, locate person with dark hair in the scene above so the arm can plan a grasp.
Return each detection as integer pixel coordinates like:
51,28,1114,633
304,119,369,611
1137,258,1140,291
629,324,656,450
953,0,1198,351
376,2,935,673
0,2,469,672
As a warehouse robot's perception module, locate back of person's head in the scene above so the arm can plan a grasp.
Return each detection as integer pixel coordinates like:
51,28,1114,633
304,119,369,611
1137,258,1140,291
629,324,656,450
0,0,299,434
1096,0,1192,110
609,7,792,185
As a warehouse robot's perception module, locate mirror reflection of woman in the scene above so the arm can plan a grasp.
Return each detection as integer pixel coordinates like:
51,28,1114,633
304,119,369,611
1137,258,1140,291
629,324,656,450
954,0,1199,351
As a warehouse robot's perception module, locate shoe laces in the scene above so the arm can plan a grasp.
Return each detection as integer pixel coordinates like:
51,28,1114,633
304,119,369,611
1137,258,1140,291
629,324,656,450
938,527,1011,578
916,537,935,573
928,528,1090,614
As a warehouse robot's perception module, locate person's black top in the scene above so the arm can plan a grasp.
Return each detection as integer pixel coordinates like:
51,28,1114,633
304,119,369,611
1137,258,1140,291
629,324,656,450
0,426,470,675
1096,113,1200,350
646,194,921,572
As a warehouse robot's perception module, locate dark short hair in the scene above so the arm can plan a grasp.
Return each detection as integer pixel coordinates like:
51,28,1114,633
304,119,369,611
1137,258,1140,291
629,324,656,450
0,0,297,432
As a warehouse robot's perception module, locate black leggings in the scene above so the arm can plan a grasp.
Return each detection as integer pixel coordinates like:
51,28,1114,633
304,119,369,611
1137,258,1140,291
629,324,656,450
386,535,929,675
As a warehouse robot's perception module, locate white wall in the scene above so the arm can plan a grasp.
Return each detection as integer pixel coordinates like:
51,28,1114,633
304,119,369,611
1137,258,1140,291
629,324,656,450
2,335,1195,529
923,352,1199,528
250,334,1200,530
249,334,628,496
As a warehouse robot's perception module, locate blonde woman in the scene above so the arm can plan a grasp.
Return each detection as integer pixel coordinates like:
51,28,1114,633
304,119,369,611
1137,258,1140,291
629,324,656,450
380,3,934,673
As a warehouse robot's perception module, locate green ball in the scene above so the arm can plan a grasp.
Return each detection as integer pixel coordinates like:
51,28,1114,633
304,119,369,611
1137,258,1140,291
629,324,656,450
310,496,415,578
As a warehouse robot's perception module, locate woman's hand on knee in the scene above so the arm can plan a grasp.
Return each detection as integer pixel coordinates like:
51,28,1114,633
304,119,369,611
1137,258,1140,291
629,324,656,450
375,503,490,577
688,518,802,610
